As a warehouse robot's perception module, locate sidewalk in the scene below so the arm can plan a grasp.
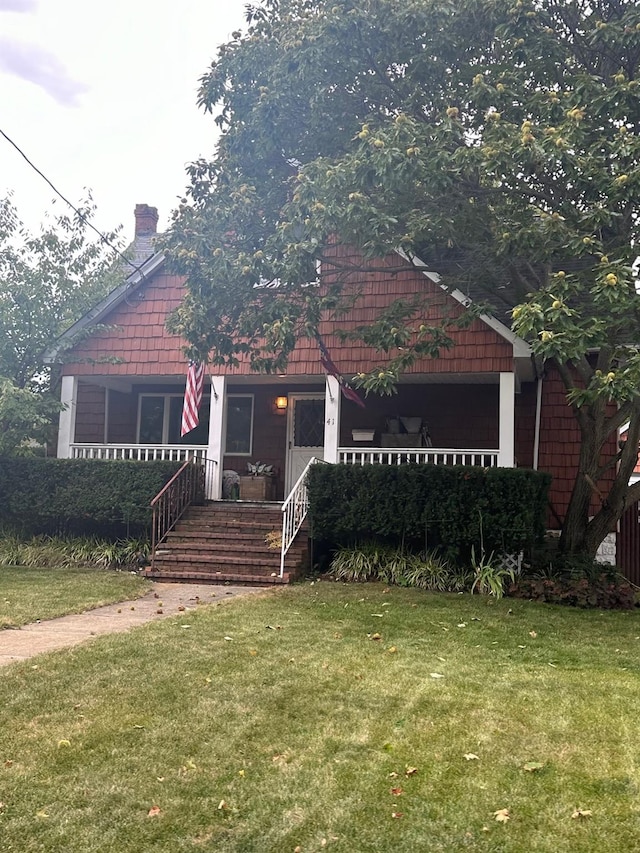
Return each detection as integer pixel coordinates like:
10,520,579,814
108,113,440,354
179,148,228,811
0,581,268,668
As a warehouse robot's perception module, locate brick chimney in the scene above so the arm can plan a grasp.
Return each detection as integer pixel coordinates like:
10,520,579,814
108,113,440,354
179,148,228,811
134,204,158,237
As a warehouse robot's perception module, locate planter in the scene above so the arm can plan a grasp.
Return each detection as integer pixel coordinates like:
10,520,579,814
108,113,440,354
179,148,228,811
352,429,375,442
239,476,274,501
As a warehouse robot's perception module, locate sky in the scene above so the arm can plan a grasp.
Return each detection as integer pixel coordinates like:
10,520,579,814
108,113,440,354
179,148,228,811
0,0,249,243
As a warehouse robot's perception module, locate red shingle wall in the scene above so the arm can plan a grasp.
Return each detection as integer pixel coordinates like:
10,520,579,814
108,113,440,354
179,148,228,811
515,382,537,470
74,384,105,443
106,389,137,444
537,365,616,526
62,247,514,379
62,271,187,377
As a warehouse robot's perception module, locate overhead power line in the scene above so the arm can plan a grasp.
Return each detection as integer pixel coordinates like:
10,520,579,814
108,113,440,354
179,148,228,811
0,126,147,276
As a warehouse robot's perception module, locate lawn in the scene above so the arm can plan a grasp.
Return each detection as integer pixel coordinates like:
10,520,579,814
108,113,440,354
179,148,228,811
1,581,639,852
0,566,152,628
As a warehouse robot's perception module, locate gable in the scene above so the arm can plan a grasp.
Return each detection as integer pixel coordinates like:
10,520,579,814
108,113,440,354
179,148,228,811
58,243,527,379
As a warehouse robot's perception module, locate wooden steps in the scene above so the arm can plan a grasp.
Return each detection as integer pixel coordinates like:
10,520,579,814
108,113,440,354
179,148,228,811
144,501,308,584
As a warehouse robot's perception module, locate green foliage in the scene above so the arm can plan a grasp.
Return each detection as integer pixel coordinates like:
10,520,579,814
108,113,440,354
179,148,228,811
0,534,149,570
0,195,122,453
0,377,62,455
246,460,274,477
329,542,471,591
470,546,515,600
163,0,640,556
510,575,637,610
308,463,550,562
0,459,181,536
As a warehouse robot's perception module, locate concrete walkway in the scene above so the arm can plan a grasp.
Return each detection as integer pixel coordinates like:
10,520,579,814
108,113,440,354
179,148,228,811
0,582,268,668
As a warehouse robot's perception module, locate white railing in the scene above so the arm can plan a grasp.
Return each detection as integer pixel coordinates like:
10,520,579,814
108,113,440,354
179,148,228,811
338,447,499,467
70,444,207,462
280,457,324,578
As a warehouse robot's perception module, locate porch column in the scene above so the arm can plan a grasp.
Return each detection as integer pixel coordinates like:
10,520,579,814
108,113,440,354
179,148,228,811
57,375,78,459
206,376,226,499
497,372,515,468
324,376,341,463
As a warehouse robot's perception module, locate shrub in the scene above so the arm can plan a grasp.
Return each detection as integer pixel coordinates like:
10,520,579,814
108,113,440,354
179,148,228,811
308,463,550,562
0,534,149,570
329,543,472,592
0,458,181,536
509,574,637,610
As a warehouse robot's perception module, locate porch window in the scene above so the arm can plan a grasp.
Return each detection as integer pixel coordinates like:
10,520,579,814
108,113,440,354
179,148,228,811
225,395,254,455
138,394,210,445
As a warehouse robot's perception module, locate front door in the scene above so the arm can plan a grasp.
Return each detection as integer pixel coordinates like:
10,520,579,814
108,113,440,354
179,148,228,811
285,394,325,493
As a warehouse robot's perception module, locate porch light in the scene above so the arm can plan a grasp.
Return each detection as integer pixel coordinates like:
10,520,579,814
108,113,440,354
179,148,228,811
274,395,288,413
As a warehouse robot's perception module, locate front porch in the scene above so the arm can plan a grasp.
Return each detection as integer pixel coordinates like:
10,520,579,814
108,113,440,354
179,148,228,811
57,371,518,502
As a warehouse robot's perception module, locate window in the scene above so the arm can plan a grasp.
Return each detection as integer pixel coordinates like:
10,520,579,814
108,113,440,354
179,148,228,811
225,395,254,455
138,394,209,445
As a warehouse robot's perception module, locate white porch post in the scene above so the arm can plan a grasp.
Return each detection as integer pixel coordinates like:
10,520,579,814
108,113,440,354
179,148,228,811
57,375,78,459
206,376,226,499
497,372,515,468
324,376,341,463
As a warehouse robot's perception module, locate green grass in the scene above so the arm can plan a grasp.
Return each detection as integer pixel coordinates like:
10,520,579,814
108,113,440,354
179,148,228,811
0,566,152,628
1,581,640,851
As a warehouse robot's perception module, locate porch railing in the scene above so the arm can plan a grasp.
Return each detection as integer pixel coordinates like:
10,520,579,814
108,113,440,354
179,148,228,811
338,447,499,467
150,456,205,570
280,457,324,578
71,443,207,462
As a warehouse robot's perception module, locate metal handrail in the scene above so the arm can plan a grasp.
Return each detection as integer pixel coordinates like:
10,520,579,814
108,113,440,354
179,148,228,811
280,457,325,577
150,457,205,569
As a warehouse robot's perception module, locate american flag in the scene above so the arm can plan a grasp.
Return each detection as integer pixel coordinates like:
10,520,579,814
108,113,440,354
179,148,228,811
317,336,365,408
181,361,205,436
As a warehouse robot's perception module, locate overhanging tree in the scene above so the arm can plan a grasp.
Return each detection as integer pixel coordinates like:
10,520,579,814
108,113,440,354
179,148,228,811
163,0,640,557
0,196,122,453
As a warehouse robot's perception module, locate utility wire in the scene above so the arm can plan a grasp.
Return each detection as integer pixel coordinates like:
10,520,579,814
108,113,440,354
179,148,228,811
0,126,148,276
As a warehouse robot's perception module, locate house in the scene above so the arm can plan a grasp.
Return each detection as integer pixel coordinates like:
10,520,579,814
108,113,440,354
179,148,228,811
46,204,619,578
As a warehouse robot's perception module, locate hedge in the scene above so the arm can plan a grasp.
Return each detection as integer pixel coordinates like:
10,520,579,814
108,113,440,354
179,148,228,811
0,458,182,536
307,463,551,562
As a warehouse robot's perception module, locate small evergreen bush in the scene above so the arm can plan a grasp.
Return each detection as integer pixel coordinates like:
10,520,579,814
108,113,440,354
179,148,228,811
0,458,181,536
308,463,550,562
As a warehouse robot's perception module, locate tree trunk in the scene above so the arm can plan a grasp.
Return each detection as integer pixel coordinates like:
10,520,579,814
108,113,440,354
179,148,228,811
560,404,640,559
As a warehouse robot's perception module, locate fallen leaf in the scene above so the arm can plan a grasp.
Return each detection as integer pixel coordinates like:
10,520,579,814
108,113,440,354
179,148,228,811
178,605,185,611
238,769,245,777
218,800,228,810
494,808,510,823
249,649,257,655
4,760,13,767
156,609,163,615
522,761,544,773
457,623,467,628
464,753,479,761
390,786,404,795
391,811,404,819
430,672,444,679
389,771,399,778
36,810,50,819
147,806,161,817
370,633,382,640
571,808,593,819
405,766,418,776
387,646,397,653
529,631,538,638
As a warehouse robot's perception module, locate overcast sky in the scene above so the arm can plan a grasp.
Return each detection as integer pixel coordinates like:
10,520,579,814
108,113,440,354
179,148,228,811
0,0,248,242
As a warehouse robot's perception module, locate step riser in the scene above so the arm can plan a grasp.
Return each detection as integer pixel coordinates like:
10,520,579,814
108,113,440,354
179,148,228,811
151,500,308,584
